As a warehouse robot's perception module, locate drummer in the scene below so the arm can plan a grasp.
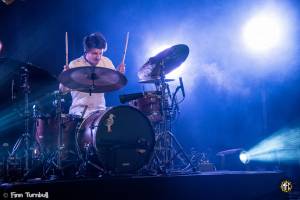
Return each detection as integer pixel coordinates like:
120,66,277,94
59,32,125,117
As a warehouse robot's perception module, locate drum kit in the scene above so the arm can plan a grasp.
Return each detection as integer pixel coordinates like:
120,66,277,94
0,44,195,181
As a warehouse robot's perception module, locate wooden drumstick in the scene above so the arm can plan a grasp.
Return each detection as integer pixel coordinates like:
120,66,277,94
121,32,129,64
65,32,69,66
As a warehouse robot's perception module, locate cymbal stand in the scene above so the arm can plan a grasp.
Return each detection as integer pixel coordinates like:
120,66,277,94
88,66,97,96
150,62,196,174
9,67,32,175
56,91,64,171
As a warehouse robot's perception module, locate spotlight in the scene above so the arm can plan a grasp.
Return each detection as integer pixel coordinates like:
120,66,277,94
239,151,250,164
217,148,249,170
242,11,286,54
245,128,300,163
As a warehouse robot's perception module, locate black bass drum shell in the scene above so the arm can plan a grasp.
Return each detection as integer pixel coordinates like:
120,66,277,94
77,105,155,173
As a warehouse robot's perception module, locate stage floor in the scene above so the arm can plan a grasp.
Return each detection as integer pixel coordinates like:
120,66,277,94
0,170,294,200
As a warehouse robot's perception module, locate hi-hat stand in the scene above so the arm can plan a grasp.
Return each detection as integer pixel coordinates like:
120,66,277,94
9,66,33,176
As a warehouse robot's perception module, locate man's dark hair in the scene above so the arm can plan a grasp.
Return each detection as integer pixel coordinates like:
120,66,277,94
83,32,107,53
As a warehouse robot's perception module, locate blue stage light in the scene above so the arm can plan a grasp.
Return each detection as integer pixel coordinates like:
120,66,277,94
242,128,300,164
239,151,249,164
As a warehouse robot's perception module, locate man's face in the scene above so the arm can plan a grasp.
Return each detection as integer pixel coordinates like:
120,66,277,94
85,48,104,66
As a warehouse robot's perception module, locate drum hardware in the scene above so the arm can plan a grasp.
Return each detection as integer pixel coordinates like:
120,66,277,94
75,143,105,177
39,91,83,179
120,91,163,124
9,67,33,176
39,91,64,179
138,78,174,84
0,58,57,180
75,106,155,175
137,44,196,174
155,75,196,174
137,44,189,81
58,66,127,94
75,108,106,177
119,91,161,104
88,66,97,95
170,77,185,120
1,143,10,180
3,156,23,181
55,90,64,176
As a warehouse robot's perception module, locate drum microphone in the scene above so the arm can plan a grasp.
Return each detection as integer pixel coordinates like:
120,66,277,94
32,104,39,118
179,77,185,98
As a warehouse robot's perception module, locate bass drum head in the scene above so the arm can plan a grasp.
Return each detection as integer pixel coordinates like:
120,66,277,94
95,106,155,173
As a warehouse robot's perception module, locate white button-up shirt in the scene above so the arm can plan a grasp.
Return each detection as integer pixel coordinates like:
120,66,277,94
68,55,115,117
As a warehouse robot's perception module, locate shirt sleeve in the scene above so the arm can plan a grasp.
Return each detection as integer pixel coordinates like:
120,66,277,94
68,58,81,68
101,56,116,70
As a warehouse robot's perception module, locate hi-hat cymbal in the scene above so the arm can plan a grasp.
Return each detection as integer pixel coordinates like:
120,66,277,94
0,57,57,106
58,66,127,93
138,44,189,80
0,57,56,82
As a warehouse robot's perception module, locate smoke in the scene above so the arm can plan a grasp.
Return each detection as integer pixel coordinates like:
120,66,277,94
132,0,297,97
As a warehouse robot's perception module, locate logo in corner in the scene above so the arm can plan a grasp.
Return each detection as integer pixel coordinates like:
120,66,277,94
280,180,292,193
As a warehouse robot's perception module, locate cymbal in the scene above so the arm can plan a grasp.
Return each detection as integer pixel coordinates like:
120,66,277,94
138,44,189,80
58,66,127,93
0,57,56,81
138,78,175,84
0,57,57,106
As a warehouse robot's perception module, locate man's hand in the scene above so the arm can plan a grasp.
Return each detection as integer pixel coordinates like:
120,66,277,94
59,65,71,93
63,65,70,71
118,63,126,74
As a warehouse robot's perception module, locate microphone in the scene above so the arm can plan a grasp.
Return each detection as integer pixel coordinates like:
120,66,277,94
32,104,39,118
179,77,185,98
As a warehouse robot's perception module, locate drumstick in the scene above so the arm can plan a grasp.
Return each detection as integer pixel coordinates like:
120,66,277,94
65,32,69,66
121,32,129,64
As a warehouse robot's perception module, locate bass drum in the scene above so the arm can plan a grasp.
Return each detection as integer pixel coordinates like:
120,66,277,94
77,106,155,174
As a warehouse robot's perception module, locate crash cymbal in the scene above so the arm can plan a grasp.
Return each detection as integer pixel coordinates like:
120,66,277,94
58,66,127,93
138,78,175,84
138,44,189,80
